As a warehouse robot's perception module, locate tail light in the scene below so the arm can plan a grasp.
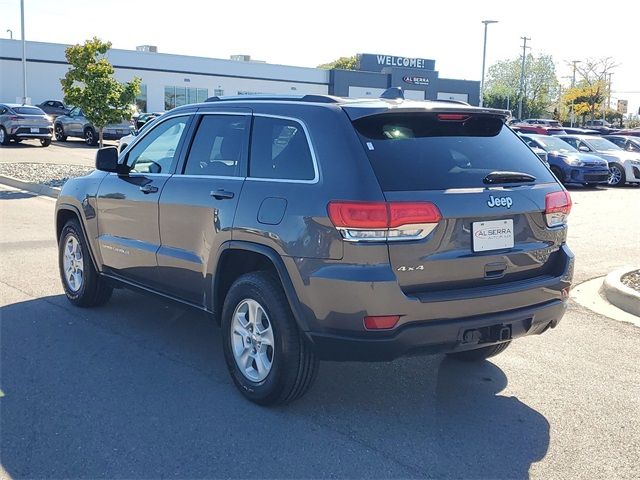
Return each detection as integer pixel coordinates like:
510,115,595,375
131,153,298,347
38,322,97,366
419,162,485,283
364,315,400,330
327,201,441,242
544,191,572,227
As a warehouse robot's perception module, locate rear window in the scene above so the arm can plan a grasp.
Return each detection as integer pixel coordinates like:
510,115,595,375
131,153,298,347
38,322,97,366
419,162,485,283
353,113,556,191
12,106,45,115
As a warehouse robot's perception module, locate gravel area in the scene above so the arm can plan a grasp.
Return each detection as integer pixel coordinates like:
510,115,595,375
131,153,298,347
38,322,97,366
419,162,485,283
621,269,640,293
0,162,93,187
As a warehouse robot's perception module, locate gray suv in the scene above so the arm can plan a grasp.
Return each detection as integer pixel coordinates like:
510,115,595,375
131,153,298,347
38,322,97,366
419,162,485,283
54,107,132,146
55,92,574,405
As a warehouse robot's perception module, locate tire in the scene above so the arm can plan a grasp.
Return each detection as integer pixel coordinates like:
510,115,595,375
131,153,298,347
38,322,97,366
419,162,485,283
607,163,626,187
58,218,112,307
447,341,511,362
221,271,318,406
40,138,51,147
54,124,67,141
550,166,565,183
84,128,97,146
0,126,9,146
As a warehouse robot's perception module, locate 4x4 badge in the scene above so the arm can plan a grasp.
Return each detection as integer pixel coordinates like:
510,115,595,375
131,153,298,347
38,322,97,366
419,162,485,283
487,195,513,209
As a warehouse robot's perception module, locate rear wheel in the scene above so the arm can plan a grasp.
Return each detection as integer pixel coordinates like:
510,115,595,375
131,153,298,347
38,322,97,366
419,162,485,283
607,163,625,187
58,219,112,307
0,127,9,146
221,271,318,405
84,128,97,146
447,341,511,362
54,124,67,141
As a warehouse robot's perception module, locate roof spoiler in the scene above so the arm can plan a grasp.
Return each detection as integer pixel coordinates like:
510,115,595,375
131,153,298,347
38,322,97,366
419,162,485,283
380,87,404,100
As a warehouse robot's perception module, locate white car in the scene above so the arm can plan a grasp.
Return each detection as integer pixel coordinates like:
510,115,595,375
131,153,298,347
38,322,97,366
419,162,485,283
118,115,161,153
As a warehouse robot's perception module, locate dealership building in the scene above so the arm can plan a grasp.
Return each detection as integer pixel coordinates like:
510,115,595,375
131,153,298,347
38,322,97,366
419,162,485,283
0,39,480,112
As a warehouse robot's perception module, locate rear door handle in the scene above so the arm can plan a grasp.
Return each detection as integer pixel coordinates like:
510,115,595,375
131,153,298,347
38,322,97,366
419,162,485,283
210,189,235,200
139,184,159,194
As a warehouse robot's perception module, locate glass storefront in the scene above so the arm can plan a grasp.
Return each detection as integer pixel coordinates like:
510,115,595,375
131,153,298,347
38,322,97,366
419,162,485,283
164,86,209,110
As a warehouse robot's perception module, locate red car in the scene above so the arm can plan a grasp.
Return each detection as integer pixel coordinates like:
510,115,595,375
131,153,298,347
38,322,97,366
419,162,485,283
511,119,566,135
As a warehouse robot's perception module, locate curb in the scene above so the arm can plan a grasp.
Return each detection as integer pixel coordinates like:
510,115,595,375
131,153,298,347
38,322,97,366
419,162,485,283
0,174,60,198
602,267,640,317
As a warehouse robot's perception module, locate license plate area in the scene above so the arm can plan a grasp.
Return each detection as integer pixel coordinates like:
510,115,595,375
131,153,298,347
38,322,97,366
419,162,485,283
30,128,39,133
472,219,514,252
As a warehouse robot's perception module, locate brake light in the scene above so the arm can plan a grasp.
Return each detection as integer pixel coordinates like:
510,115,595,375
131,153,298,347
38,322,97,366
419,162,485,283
364,315,400,330
437,113,470,121
327,201,442,242
544,191,572,227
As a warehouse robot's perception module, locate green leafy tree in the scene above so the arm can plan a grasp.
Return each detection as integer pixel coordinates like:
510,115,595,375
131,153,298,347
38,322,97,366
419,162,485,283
317,55,358,70
483,54,559,118
61,37,141,147
562,57,617,124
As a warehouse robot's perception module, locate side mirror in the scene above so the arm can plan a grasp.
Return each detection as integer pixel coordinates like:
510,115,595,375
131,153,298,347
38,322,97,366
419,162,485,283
578,145,590,152
96,146,128,174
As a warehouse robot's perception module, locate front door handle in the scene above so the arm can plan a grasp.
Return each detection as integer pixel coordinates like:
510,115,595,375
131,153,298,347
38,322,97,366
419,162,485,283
139,184,159,194
210,189,235,200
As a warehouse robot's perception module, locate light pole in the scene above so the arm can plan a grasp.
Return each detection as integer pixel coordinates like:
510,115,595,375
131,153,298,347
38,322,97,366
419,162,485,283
6,29,13,39
20,0,27,104
479,20,498,108
570,60,581,127
517,36,530,120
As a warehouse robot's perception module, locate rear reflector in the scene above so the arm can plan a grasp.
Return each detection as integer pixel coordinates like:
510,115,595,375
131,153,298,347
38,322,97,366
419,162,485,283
327,201,442,242
544,191,572,227
364,315,400,330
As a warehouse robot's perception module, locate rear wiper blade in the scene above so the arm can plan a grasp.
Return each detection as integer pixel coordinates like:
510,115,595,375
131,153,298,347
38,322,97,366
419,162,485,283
483,171,536,184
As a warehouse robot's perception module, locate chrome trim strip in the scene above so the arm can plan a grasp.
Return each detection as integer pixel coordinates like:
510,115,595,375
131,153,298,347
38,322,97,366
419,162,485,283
175,174,245,180
246,113,320,185
337,223,438,243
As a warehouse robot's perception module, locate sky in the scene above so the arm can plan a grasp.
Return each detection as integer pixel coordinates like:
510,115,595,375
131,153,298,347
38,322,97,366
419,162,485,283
2,0,639,114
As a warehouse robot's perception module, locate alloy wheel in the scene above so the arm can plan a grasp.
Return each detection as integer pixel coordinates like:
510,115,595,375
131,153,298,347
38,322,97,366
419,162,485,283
231,299,275,382
62,235,84,292
0,128,5,143
608,166,622,185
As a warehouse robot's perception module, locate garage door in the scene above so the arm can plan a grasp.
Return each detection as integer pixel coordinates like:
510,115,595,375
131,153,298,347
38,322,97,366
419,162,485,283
437,92,469,102
404,90,425,100
348,87,386,98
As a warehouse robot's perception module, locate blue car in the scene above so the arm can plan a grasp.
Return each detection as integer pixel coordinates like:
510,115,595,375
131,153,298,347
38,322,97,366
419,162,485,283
521,134,609,186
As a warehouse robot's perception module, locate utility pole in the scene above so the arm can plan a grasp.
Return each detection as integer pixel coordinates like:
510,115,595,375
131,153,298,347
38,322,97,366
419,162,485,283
570,60,581,127
479,20,498,108
20,0,27,104
601,70,607,120
517,36,530,120
607,73,613,110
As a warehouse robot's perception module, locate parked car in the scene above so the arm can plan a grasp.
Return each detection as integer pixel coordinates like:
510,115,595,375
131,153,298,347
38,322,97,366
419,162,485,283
54,107,132,146
522,118,563,128
583,119,615,134
0,103,53,147
118,115,160,152
55,92,574,405
604,135,640,153
37,100,70,118
557,134,640,187
560,127,600,135
520,134,609,186
511,123,566,135
134,111,164,131
611,128,640,137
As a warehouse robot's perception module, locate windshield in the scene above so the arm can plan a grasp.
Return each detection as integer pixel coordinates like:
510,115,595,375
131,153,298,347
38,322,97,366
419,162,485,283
587,137,622,151
353,113,556,191
13,106,45,115
534,136,577,153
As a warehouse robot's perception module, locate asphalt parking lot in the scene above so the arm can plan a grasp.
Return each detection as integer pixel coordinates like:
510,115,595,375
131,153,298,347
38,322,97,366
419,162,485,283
1,142,639,479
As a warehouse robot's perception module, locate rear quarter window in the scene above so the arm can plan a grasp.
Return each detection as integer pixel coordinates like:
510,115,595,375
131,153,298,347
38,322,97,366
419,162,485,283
353,113,556,191
13,106,46,115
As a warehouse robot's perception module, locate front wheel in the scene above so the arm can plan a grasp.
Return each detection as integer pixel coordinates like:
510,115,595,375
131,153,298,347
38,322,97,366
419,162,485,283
54,124,67,141
550,166,565,183
221,272,318,406
59,219,112,307
447,341,511,362
607,163,626,187
0,127,9,146
40,138,51,147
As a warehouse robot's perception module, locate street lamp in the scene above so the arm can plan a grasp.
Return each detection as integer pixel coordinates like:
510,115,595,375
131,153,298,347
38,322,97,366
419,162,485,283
479,20,498,108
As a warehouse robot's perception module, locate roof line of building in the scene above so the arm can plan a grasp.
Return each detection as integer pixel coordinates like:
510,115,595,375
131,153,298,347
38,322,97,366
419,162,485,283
0,56,330,86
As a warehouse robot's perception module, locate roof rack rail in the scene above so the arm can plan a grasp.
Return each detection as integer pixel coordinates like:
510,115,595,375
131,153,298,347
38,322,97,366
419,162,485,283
204,94,342,104
435,99,471,106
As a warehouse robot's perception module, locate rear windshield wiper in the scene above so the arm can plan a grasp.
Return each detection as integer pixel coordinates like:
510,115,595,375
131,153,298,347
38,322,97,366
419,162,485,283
483,171,536,184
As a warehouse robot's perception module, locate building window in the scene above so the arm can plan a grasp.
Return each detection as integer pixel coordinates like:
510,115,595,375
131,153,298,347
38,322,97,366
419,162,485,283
135,84,147,113
164,86,209,110
214,88,224,97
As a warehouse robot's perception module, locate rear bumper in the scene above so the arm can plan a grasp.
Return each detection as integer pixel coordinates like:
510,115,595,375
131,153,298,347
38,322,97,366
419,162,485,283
308,299,566,361
12,126,53,139
102,130,131,140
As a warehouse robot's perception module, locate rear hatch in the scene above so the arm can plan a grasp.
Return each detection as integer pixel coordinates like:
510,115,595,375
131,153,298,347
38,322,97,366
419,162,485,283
348,110,568,296
11,106,51,128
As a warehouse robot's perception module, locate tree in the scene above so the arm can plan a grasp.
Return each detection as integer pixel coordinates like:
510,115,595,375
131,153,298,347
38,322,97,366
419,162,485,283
562,57,617,124
483,54,560,119
61,37,140,147
317,55,358,70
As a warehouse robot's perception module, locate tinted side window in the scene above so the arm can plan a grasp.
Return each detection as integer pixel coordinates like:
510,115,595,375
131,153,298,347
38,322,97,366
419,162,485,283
183,115,247,177
561,137,578,149
249,116,315,181
128,116,188,174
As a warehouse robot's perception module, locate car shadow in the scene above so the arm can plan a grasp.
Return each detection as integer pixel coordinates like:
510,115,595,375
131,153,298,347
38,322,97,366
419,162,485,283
0,291,550,478
0,190,36,200
51,139,118,149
